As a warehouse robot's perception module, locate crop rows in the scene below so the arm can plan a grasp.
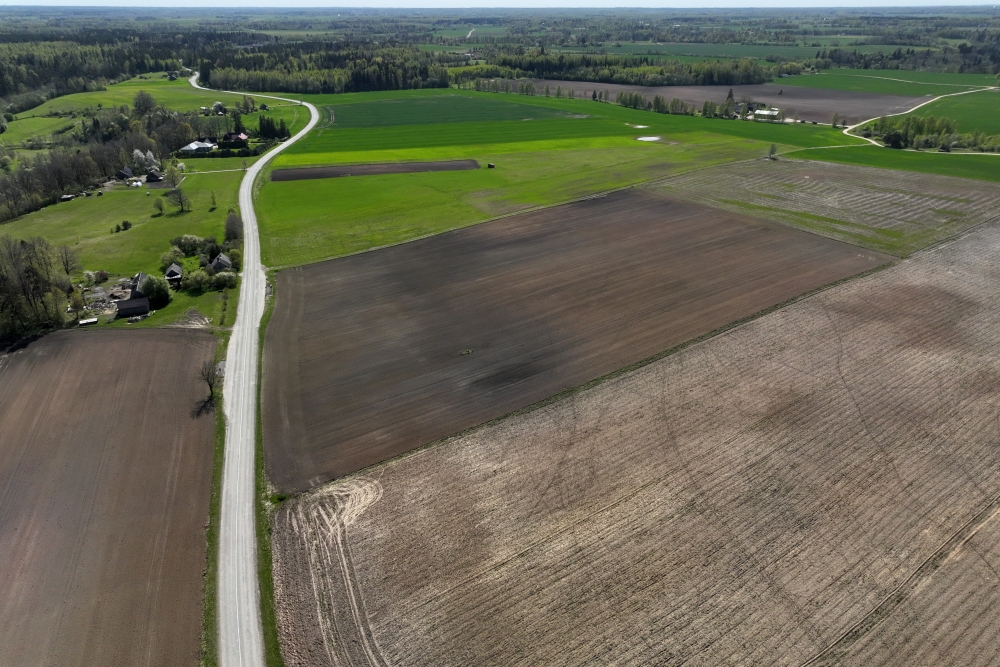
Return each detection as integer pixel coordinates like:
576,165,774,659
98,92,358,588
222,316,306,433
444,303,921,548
274,218,1000,666
658,158,1000,255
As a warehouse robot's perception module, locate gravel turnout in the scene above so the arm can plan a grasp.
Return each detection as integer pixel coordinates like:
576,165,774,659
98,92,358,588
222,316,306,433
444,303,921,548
273,220,1000,667
262,189,888,493
270,159,480,181
659,158,1000,256
0,329,216,667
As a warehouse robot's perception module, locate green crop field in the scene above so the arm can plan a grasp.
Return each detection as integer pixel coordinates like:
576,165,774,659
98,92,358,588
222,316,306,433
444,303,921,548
796,145,1000,183
1,169,244,326
0,116,76,146
17,73,244,117
780,69,997,96
904,89,1000,135
255,88,861,268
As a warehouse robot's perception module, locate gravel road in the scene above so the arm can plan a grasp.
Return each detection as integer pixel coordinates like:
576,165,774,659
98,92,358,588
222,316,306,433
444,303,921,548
190,74,319,667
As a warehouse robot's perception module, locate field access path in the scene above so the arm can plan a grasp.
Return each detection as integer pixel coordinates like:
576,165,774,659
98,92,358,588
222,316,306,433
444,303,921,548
190,74,319,667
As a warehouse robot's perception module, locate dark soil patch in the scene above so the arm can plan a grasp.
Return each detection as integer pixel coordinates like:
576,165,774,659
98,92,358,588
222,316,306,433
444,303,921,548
262,189,891,492
0,329,217,666
530,79,928,125
271,159,480,181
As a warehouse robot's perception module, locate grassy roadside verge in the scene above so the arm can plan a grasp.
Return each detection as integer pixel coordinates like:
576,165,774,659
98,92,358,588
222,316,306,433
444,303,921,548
200,327,232,667
255,276,285,667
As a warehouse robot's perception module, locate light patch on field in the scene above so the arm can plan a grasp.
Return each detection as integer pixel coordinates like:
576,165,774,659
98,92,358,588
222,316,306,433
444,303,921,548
658,158,1000,256
636,135,660,141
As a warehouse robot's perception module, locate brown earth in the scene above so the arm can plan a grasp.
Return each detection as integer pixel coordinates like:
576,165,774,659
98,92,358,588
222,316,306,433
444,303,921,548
262,189,889,492
0,329,217,667
530,78,928,125
659,157,1000,256
272,220,1000,667
270,159,480,181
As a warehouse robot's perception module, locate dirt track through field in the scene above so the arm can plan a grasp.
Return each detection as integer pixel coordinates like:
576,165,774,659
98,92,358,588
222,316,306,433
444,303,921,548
270,159,480,181
530,78,928,125
0,329,216,667
262,189,888,492
273,219,1000,667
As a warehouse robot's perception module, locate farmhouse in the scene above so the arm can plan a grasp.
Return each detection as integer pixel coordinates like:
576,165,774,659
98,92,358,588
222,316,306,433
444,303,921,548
753,108,782,122
164,263,183,286
210,253,233,272
179,140,216,153
115,296,150,317
115,166,133,180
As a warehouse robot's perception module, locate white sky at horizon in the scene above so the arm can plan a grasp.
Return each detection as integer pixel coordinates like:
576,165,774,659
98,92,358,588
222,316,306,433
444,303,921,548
2,1,999,8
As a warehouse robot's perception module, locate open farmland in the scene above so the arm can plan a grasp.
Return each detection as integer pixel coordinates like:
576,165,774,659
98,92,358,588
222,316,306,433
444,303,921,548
528,79,928,125
272,218,1000,667
903,88,1000,135
256,89,858,267
262,189,888,492
792,145,1000,184
658,158,1000,256
271,159,480,181
0,329,216,667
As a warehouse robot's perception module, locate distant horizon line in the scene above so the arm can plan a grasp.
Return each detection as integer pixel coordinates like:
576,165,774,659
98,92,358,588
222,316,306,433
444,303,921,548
2,1,999,8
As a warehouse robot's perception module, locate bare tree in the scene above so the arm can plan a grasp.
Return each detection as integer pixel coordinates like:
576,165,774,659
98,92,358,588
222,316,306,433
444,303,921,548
199,360,219,398
57,245,80,276
167,187,191,212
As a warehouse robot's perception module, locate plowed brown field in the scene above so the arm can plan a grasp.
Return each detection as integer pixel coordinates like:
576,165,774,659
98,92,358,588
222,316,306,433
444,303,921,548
0,329,217,667
272,222,1000,667
262,189,889,492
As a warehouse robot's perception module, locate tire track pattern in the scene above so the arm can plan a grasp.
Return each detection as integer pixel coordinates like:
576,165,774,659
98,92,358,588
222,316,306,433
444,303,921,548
275,218,1000,666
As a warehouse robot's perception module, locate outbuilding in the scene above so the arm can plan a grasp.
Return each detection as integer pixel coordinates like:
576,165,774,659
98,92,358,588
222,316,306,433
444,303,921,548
115,166,134,180
210,253,233,273
116,297,150,318
164,263,184,286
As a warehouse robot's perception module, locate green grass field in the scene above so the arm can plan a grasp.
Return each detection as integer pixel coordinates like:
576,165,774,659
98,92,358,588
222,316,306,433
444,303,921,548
255,88,861,268
904,88,1000,135
793,145,1000,183
780,69,997,96
1,169,244,326
1,116,76,146
16,73,244,118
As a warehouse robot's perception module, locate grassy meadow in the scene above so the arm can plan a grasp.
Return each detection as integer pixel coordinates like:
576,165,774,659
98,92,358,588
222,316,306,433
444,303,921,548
255,88,862,268
2,170,244,326
790,145,1000,183
904,88,1000,135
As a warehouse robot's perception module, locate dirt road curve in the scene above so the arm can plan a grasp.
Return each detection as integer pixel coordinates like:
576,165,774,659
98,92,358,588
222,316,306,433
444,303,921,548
190,74,319,667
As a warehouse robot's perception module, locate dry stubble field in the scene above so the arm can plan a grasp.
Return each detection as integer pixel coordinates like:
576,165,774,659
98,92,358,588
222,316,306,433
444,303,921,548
658,158,1000,256
0,329,216,667
272,221,1000,667
262,189,888,492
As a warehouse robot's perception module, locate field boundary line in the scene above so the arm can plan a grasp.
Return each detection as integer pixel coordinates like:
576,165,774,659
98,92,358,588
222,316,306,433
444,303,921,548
323,259,894,496
266,153,779,273
800,490,1000,666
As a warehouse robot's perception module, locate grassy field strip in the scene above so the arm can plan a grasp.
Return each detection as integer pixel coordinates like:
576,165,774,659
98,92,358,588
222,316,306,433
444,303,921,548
842,85,999,146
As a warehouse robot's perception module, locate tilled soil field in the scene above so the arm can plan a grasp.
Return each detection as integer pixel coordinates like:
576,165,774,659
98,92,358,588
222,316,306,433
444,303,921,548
270,159,480,181
273,221,1000,667
659,158,1000,256
262,189,888,492
529,79,927,125
0,329,217,667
